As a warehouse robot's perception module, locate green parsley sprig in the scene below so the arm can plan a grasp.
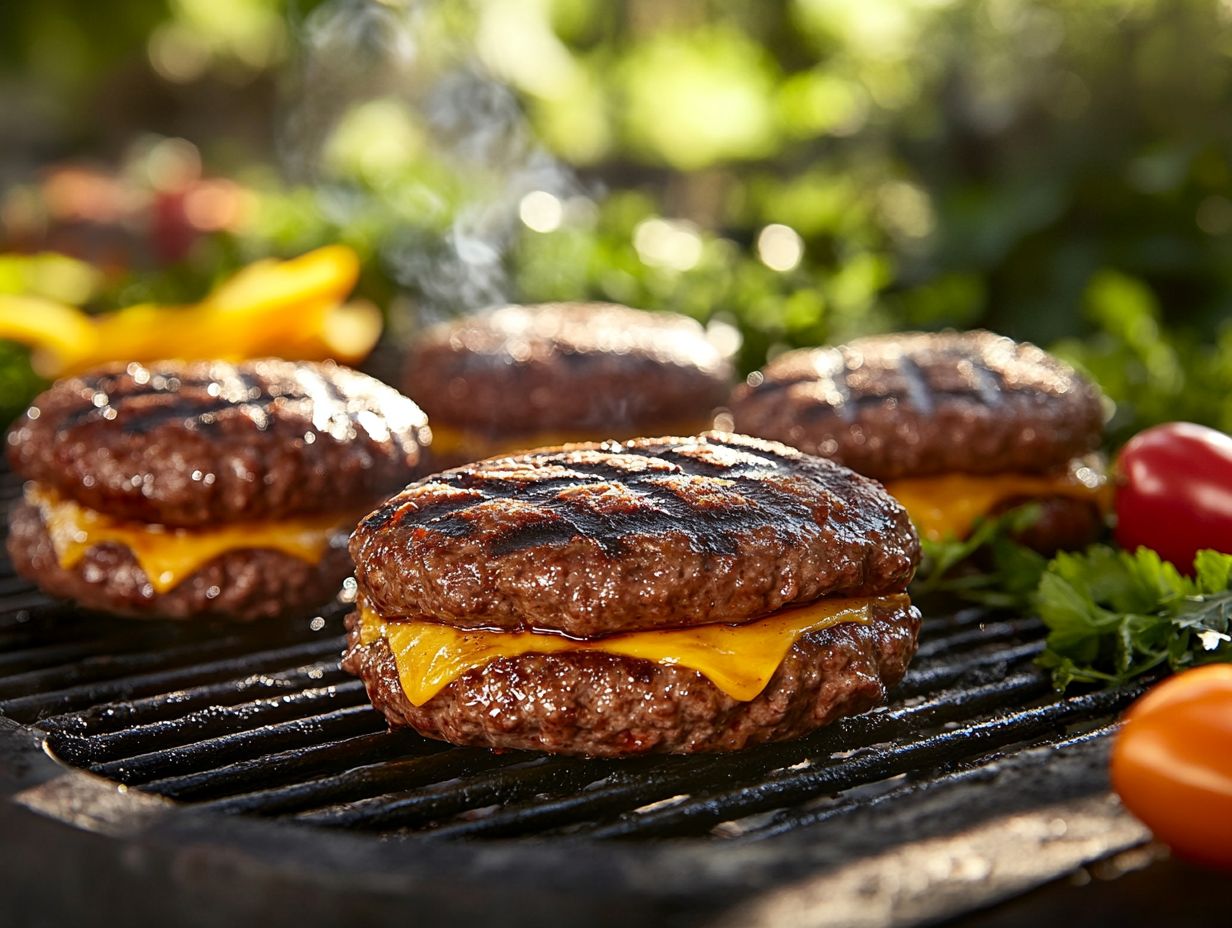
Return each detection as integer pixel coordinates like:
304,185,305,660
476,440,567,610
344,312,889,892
1037,547,1232,690
913,504,1047,610
912,508,1232,691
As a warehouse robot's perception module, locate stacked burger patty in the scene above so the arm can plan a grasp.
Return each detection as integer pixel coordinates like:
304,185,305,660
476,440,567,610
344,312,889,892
343,433,921,756
405,302,733,464
4,304,1112,758
731,330,1109,550
7,359,429,620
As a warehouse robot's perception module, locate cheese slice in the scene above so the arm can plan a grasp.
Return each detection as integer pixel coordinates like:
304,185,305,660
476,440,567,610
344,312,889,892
360,594,906,706
428,418,714,460
26,483,344,594
884,468,1110,543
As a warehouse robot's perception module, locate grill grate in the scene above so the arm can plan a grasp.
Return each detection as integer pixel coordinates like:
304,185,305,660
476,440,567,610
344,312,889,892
0,464,1147,850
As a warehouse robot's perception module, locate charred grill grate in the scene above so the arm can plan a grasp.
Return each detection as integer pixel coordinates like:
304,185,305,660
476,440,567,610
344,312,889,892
0,463,1147,848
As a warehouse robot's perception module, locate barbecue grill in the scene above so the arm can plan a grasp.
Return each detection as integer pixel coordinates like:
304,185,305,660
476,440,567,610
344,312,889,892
0,461,1219,927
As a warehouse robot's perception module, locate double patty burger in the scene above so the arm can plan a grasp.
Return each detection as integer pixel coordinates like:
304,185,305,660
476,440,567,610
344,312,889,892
730,330,1108,551
343,432,921,756
7,359,429,620
403,302,732,465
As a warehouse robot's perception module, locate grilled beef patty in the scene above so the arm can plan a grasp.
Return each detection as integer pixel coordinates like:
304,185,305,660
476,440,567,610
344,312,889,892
7,359,430,527
342,597,921,756
7,501,352,621
729,330,1104,481
403,303,731,438
6,358,428,620
351,432,919,637
988,495,1105,555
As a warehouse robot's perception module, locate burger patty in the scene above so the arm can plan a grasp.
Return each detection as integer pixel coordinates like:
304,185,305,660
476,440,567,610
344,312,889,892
341,597,921,756
995,495,1105,554
7,500,352,621
729,330,1104,480
7,359,429,527
404,303,732,435
352,432,919,637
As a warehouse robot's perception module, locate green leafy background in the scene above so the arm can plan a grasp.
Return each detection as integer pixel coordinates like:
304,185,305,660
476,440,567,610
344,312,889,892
2,0,1232,441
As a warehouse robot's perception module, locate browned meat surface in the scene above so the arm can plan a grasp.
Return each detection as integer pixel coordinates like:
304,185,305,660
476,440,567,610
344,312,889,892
730,330,1104,480
351,432,919,636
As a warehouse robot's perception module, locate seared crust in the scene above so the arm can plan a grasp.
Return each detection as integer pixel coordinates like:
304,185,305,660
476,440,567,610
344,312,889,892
7,359,429,527
351,432,919,637
404,303,732,435
341,598,921,756
7,500,352,621
730,331,1104,480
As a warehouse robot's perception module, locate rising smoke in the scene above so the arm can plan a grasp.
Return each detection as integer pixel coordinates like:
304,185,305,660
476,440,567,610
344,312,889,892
278,0,581,329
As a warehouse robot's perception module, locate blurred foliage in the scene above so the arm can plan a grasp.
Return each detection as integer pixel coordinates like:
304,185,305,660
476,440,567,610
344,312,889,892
1055,271,1232,445
0,342,44,428
1,0,1231,442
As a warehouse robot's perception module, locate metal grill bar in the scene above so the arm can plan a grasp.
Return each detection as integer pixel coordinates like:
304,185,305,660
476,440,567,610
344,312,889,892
730,723,1121,843
895,640,1044,697
189,632,1034,829
0,639,115,674
0,576,34,597
38,660,350,735
145,730,435,802
18,581,1080,835
0,467,1144,855
50,679,365,766
0,590,56,616
84,704,385,785
218,748,530,817
4,636,346,724
376,671,1050,839
0,633,275,699
911,616,1042,658
579,686,1141,839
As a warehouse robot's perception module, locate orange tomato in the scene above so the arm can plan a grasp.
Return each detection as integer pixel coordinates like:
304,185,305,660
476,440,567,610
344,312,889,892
1111,664,1232,869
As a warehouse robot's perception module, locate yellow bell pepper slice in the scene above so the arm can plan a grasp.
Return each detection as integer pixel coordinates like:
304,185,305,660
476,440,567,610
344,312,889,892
203,245,360,317
0,294,101,376
0,245,378,378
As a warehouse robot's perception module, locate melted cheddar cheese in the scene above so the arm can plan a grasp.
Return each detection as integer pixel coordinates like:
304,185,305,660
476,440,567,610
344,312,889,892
359,595,906,705
26,483,344,594
428,418,715,461
884,468,1110,543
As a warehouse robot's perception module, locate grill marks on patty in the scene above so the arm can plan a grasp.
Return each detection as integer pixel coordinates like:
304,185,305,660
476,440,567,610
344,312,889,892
403,302,733,436
60,364,364,439
8,359,430,526
351,433,919,636
753,341,1013,420
59,367,277,430
364,438,827,558
731,330,1104,479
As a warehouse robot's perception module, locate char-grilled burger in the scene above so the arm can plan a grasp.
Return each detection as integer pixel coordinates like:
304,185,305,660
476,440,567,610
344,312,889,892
6,359,429,620
403,302,732,465
729,331,1108,551
342,432,921,757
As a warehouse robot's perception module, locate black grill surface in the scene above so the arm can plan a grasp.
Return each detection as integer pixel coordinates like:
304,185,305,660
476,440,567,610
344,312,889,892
0,463,1203,927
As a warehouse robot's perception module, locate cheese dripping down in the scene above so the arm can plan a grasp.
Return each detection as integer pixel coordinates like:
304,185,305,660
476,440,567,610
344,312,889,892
358,594,909,706
27,483,346,594
883,467,1110,542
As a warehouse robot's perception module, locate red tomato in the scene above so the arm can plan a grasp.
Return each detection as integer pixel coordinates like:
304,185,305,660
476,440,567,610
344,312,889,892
1111,665,1232,869
1115,422,1232,571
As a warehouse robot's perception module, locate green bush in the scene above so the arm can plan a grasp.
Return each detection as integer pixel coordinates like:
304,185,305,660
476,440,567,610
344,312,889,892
1,0,1230,444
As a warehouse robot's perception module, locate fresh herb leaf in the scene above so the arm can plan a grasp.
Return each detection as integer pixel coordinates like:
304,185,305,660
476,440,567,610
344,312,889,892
1037,547,1232,690
913,504,1047,610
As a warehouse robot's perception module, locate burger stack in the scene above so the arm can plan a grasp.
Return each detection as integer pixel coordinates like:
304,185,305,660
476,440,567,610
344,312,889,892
4,297,1110,758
